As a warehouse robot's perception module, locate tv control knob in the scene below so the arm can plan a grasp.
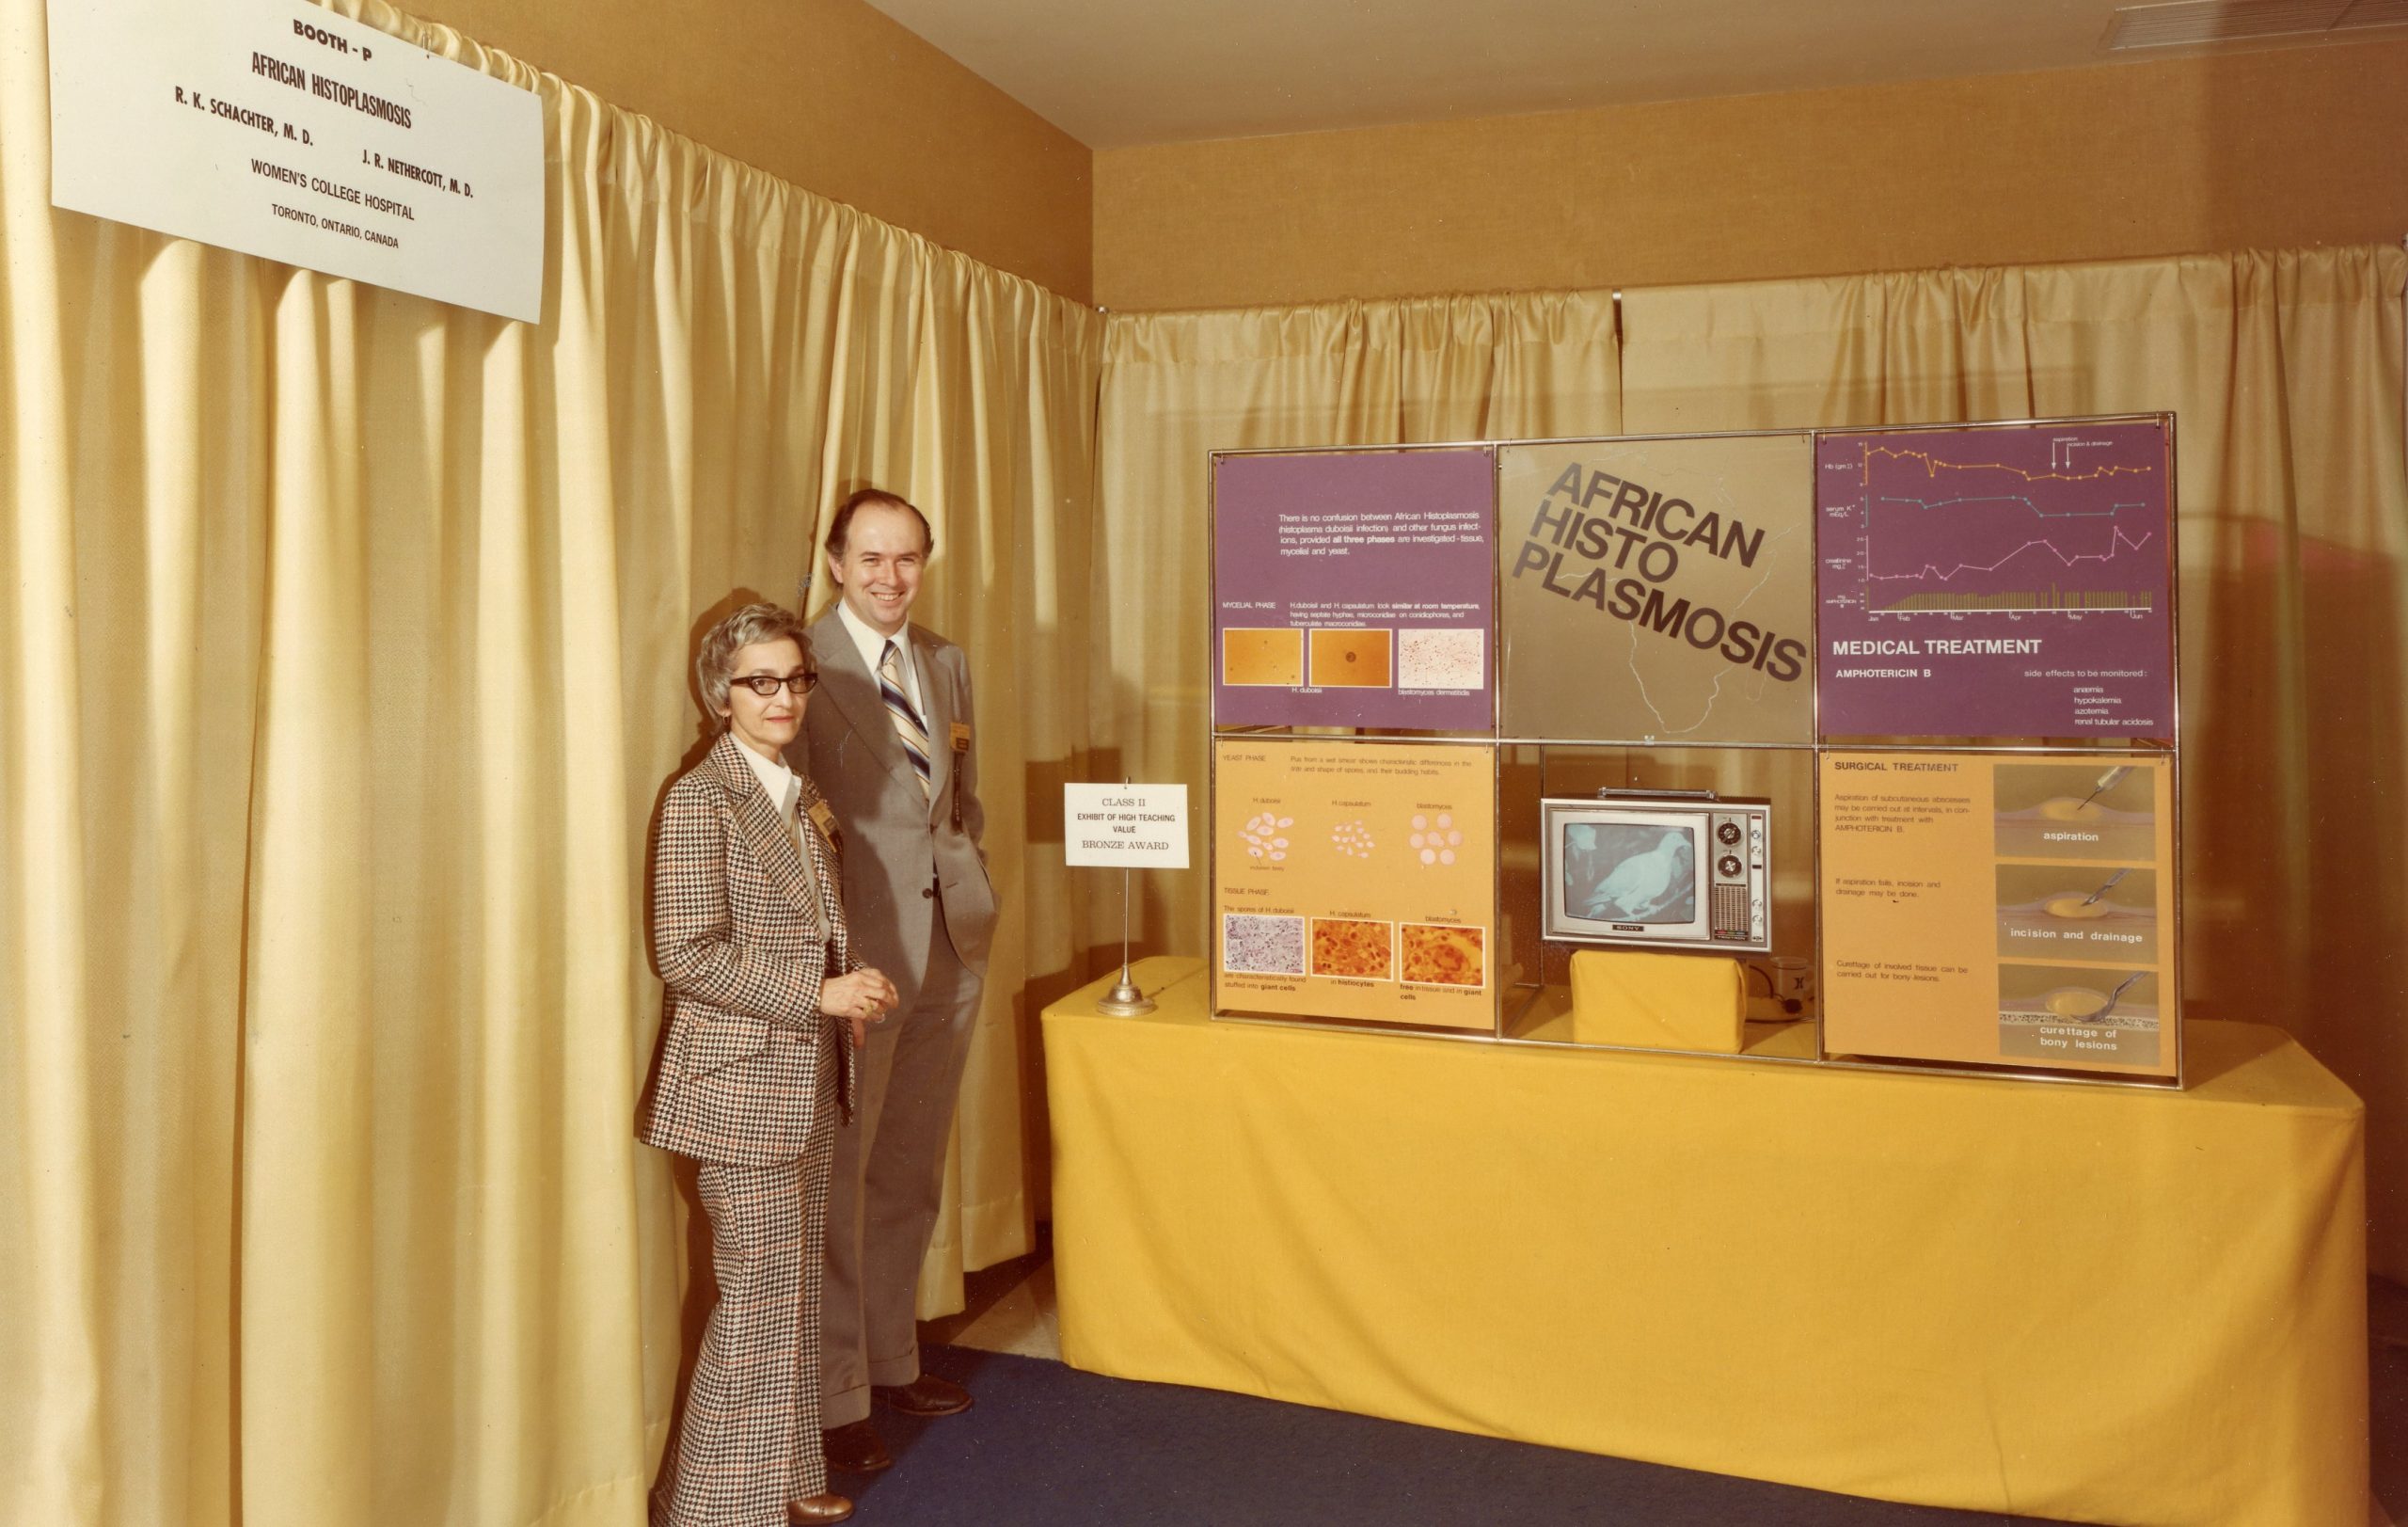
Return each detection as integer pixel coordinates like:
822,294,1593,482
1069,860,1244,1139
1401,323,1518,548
1716,820,1742,846
1718,854,1743,879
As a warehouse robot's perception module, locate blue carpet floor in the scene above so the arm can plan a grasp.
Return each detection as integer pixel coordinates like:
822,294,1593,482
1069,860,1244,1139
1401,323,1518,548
838,1345,2070,1526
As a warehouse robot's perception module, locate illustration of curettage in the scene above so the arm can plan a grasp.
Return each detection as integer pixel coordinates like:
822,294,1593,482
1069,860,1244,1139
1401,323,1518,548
2077,765,2132,809
2080,867,2131,908
2088,971,2147,1023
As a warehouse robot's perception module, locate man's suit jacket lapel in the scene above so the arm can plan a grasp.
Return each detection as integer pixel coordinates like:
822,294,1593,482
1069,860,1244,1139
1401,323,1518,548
817,614,921,801
912,626,953,826
706,733,828,932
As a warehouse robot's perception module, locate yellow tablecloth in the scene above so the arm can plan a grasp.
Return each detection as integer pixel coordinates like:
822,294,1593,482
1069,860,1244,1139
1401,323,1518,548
1042,958,2367,1525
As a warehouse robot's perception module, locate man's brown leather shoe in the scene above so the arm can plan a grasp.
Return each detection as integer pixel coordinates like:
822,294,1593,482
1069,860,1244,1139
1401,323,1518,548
820,1419,893,1474
872,1372,973,1417
786,1493,853,1525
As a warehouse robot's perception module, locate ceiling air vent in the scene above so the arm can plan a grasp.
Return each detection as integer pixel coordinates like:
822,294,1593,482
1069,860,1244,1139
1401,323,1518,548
2105,0,2408,48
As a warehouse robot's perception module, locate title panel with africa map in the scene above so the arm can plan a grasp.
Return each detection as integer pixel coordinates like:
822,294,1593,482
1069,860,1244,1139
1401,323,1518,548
1498,435,1815,744
1815,421,2175,741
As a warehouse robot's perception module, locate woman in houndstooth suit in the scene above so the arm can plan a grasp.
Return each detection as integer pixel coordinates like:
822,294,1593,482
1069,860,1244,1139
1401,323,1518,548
640,603,898,1527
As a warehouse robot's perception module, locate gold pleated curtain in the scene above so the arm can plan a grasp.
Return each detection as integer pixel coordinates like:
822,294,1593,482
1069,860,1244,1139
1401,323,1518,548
0,0,1101,1521
1091,294,1623,956
1094,247,2408,1284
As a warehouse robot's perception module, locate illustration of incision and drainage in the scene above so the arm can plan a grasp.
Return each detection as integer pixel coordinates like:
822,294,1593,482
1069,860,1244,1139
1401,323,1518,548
1995,865,2158,962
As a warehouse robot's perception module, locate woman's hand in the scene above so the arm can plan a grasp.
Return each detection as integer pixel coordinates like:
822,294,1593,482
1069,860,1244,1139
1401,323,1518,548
822,968,899,1046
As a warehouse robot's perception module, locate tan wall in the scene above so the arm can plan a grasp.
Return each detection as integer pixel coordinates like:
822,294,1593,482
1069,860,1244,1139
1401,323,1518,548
1094,42,2408,311
408,0,1093,300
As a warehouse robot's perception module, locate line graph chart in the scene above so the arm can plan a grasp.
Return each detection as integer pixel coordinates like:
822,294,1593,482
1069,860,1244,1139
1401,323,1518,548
1828,441,2165,616
1815,420,2175,740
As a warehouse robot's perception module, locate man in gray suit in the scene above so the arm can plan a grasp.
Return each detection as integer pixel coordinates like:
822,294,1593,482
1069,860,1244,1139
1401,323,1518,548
794,488,999,1477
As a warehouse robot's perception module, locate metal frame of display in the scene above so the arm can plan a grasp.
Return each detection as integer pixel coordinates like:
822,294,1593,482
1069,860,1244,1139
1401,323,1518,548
1203,415,2183,1088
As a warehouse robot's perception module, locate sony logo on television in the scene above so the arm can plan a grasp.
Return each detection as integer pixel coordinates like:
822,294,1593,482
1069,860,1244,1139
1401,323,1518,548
1611,923,1644,932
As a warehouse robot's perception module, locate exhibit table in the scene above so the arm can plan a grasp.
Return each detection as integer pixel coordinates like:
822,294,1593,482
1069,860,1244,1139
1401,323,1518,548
1042,959,2367,1525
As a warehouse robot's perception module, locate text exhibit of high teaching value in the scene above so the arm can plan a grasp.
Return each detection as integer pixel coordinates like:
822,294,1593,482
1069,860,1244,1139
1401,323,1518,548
1206,419,2183,1085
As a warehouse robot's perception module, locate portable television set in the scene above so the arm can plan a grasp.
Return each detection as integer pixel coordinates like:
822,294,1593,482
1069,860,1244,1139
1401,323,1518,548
1540,791,1771,954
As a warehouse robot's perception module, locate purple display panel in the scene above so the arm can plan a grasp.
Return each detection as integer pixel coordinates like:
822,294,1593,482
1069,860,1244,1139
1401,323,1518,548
1212,449,1496,731
1815,421,2174,741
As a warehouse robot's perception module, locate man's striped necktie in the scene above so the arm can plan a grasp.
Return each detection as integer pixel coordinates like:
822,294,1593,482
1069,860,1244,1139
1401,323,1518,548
879,639,934,801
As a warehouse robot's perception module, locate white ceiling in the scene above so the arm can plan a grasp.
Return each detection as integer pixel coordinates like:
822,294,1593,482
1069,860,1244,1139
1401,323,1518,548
857,0,2408,150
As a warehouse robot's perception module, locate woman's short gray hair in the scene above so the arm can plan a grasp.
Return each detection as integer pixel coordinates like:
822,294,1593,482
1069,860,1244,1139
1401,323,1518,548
696,601,812,723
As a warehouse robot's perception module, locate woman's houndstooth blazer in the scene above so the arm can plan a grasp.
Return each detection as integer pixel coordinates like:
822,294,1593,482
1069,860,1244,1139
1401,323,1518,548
639,730,862,1167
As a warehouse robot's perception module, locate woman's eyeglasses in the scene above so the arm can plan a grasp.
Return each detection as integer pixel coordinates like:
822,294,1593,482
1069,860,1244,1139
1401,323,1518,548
734,672,818,697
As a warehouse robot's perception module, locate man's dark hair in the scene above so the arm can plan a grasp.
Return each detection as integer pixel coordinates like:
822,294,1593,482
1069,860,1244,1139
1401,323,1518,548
825,487,934,559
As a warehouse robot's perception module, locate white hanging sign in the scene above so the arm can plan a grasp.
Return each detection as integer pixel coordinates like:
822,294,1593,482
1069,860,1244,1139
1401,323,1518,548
1064,785,1191,869
46,0,546,323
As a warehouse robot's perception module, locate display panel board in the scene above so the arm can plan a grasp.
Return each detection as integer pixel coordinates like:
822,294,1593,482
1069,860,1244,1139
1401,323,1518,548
1212,449,1496,731
1213,739,1495,1030
1207,417,2181,1087
1814,421,2174,740
1499,435,1814,743
1818,750,2177,1078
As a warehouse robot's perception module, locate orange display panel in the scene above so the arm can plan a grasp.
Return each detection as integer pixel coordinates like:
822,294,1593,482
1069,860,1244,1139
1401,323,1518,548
1307,628,1392,688
1818,751,2177,1078
1221,628,1304,688
1212,738,1494,1031
1400,923,1485,988
1310,918,1394,979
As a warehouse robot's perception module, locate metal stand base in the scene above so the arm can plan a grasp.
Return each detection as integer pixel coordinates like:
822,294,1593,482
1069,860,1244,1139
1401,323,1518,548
1094,977,1156,1017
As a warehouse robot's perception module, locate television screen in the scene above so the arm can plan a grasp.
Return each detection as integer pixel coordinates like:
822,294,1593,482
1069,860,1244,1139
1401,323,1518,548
1561,822,1699,925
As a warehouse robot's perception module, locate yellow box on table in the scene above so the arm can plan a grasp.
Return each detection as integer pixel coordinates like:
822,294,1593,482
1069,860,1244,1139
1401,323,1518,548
1567,948,1746,1054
